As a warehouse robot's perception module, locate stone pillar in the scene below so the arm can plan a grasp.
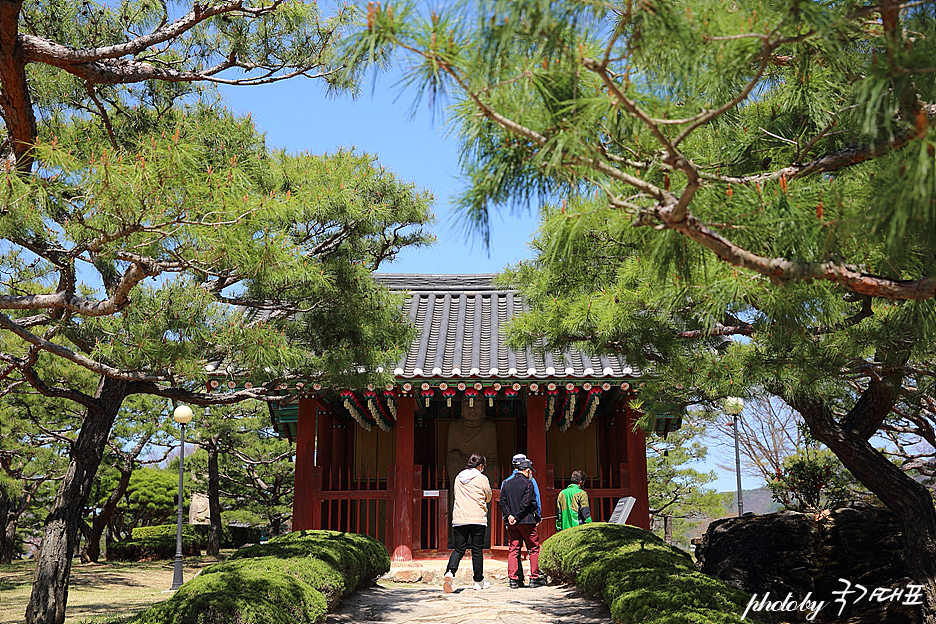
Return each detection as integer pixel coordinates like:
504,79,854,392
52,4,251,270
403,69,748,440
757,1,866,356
392,396,416,561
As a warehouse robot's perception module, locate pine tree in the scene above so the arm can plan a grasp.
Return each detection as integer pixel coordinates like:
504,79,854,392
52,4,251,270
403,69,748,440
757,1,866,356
646,411,732,549
1,109,433,623
355,0,936,619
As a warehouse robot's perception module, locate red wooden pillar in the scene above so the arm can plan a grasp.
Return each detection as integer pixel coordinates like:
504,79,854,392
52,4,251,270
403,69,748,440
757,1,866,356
392,396,416,561
625,404,651,530
526,395,550,487
315,402,333,477
615,399,629,490
293,397,317,531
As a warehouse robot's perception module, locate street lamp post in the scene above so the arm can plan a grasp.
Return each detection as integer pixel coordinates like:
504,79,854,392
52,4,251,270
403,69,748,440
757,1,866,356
723,397,745,517
171,404,193,591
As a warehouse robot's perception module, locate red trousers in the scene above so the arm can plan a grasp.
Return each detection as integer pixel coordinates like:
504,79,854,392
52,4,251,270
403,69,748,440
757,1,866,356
506,523,540,580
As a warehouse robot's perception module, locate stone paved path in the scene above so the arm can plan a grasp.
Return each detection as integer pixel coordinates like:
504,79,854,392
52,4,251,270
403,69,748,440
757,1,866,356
326,582,613,624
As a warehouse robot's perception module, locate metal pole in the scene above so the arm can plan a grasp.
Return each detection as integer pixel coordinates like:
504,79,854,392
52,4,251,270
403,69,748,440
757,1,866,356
171,422,186,590
733,416,743,517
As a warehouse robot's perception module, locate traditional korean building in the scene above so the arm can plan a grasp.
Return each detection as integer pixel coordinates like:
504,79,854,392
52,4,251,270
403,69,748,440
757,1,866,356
268,274,669,561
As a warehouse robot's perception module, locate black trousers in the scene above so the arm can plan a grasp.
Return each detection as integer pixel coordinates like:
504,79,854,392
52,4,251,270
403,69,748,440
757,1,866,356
446,524,486,582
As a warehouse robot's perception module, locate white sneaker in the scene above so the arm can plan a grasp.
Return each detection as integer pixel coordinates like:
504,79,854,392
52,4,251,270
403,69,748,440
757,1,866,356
473,580,490,590
443,571,454,593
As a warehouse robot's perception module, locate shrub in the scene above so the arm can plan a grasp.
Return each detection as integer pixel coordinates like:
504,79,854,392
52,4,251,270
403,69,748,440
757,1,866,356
229,529,391,590
107,536,200,562
131,559,328,624
131,524,262,549
128,530,390,624
541,523,754,624
768,452,851,512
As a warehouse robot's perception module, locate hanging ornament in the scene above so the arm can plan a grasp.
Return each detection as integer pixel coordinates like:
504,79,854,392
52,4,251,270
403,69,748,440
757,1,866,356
545,383,560,430
484,386,498,407
383,387,398,420
420,382,434,407
577,386,603,430
442,386,457,407
340,390,374,432
560,386,579,433
364,388,394,431
465,386,479,408
505,383,519,399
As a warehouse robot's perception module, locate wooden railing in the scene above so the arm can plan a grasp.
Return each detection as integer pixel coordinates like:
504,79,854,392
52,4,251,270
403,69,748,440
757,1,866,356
310,463,632,553
311,465,450,551
311,466,394,549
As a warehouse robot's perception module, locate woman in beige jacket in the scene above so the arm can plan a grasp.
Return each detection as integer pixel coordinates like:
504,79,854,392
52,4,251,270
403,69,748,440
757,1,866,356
443,452,492,592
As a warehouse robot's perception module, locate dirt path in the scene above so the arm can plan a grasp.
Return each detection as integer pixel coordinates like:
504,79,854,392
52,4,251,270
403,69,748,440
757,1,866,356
0,557,223,624
327,583,613,624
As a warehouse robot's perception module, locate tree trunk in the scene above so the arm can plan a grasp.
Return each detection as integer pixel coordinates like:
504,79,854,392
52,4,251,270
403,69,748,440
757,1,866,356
663,515,673,545
82,432,151,563
82,468,131,563
25,377,127,624
206,442,222,556
0,494,15,564
0,0,38,171
792,395,936,624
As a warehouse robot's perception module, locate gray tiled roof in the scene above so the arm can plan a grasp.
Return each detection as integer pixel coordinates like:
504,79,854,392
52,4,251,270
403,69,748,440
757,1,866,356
374,274,635,380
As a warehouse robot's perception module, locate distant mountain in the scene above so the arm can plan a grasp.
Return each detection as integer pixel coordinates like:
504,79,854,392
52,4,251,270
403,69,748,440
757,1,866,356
679,487,782,554
722,486,781,516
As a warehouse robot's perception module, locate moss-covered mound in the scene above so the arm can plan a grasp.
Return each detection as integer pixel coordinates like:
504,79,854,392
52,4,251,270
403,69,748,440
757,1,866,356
129,530,390,624
540,523,754,624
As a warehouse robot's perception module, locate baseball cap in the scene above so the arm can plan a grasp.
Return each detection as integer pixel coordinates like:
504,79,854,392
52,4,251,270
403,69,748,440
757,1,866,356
517,459,533,470
511,453,527,465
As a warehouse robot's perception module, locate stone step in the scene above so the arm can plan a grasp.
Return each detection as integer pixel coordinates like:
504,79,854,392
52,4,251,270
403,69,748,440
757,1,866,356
384,558,521,586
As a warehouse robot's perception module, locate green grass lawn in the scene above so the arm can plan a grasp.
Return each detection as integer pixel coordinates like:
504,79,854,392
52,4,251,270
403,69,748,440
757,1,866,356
0,554,231,624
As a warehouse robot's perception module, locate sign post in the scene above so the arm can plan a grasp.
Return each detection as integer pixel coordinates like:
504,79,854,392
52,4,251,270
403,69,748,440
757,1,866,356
608,497,636,525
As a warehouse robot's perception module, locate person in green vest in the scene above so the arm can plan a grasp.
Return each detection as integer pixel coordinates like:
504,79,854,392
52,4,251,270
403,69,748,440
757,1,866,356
556,470,593,531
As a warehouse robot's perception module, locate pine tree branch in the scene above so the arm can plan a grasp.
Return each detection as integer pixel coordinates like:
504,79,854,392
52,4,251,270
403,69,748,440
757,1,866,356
0,255,162,317
650,208,936,300
676,325,754,339
703,103,936,186
22,1,272,66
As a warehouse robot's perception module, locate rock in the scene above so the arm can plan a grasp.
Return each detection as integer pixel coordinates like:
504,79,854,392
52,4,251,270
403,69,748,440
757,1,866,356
189,492,210,524
695,503,922,623
393,569,423,583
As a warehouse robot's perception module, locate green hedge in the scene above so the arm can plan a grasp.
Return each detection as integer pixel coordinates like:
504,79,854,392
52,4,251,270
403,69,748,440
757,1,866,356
128,530,390,624
107,536,201,562
540,523,755,624
132,524,262,549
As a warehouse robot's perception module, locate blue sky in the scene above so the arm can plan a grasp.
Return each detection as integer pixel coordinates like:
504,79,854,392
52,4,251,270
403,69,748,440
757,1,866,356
218,74,745,494
219,76,540,276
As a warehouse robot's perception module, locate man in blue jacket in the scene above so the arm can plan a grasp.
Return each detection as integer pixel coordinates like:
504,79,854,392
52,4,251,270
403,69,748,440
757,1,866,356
498,459,543,589
500,453,541,586
501,453,541,515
